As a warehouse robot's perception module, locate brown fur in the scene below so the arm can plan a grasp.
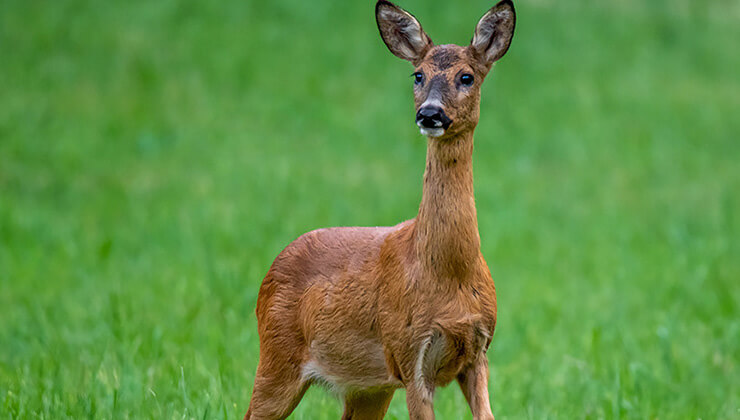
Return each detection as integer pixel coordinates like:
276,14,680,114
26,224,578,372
245,1,515,419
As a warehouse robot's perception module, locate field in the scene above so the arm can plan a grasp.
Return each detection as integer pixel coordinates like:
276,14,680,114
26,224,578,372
1,0,739,418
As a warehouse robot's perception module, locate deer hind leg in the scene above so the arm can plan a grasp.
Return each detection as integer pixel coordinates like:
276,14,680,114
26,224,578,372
244,358,310,420
341,389,395,420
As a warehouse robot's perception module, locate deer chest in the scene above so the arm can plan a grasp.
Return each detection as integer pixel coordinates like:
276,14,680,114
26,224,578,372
416,315,493,386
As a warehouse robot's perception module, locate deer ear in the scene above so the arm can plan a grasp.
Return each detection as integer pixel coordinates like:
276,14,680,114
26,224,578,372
471,0,516,66
376,0,433,64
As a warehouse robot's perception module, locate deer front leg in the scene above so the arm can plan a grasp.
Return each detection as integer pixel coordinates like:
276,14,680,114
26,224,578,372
456,355,495,420
405,384,435,420
403,333,440,420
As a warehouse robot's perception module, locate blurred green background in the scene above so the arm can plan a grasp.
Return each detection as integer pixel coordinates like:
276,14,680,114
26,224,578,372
1,0,739,418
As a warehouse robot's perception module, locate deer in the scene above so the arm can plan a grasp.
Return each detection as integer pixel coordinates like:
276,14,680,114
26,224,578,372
245,1,516,419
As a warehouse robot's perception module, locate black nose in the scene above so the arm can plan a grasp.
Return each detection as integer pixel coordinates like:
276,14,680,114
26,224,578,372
416,106,452,130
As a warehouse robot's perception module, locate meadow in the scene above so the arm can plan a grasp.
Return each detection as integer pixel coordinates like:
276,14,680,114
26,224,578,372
1,0,739,418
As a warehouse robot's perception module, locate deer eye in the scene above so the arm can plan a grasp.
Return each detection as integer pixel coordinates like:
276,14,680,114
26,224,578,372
413,72,423,85
460,74,474,86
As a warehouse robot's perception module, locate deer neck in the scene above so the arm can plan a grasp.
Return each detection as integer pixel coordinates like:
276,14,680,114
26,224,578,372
415,130,480,279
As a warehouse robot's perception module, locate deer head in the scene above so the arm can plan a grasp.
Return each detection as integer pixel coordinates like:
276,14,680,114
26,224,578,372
376,0,515,139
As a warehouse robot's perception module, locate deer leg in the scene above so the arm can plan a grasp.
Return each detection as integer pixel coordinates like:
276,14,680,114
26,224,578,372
341,389,395,420
402,331,444,420
244,360,309,420
456,355,494,420
405,384,435,420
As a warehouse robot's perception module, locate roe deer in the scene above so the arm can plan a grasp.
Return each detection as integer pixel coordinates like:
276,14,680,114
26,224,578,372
245,1,515,419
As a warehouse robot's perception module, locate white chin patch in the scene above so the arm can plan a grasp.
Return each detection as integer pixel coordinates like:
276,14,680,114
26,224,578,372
419,127,445,137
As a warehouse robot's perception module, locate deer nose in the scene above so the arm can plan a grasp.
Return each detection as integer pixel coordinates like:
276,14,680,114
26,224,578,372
416,106,452,130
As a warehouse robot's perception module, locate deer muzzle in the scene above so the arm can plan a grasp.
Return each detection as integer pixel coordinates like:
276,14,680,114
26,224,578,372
416,105,452,137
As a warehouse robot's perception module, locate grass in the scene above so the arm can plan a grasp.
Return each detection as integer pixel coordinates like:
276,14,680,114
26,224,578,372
1,0,739,418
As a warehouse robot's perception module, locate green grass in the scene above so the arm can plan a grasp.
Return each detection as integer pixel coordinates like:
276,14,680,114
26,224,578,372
1,0,739,418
